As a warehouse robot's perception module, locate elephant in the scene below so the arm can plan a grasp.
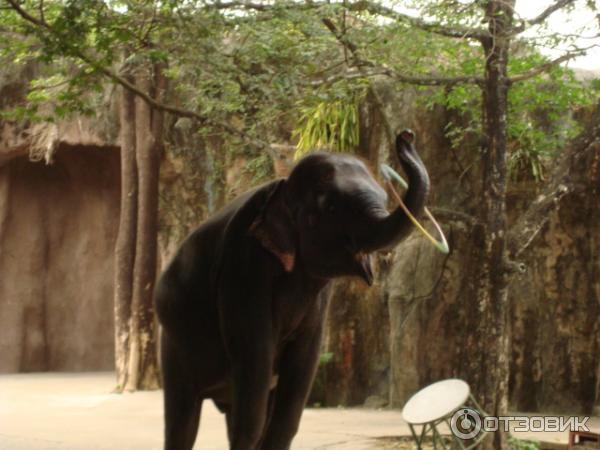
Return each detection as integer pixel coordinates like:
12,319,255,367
154,129,430,450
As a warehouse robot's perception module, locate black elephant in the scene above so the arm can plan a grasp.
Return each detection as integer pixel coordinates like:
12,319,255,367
154,130,430,450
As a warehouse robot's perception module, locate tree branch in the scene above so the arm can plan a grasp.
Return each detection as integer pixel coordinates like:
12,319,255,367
5,0,46,27
213,0,490,41
429,207,479,227
346,0,489,41
38,0,44,23
306,68,381,86
379,65,484,86
508,48,593,84
213,1,279,11
4,0,272,151
321,17,484,87
306,67,482,87
510,0,577,35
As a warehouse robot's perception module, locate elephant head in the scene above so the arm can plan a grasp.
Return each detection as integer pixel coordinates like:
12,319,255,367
250,130,430,285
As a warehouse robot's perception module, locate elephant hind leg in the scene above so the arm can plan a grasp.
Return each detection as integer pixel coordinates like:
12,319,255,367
213,393,275,448
165,397,202,450
161,334,203,450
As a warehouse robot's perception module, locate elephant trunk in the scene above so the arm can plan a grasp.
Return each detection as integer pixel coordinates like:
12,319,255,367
361,131,430,253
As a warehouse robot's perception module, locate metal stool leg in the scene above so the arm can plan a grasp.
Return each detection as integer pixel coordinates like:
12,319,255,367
444,418,467,450
409,424,423,450
431,420,448,450
410,420,452,450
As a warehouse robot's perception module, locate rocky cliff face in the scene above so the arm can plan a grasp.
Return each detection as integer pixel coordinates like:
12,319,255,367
155,82,598,414
0,145,120,372
508,123,600,414
314,84,599,414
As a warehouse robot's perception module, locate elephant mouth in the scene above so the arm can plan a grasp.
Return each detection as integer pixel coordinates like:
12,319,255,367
354,252,374,286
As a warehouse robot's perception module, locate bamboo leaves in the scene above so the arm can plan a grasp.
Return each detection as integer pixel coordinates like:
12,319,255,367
293,98,360,159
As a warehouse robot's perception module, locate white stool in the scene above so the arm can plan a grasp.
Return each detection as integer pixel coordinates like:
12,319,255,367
402,379,487,450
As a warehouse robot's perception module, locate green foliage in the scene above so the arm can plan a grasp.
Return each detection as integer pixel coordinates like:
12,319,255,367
1,0,597,186
319,352,334,365
508,436,540,450
0,0,136,121
308,351,335,407
430,51,597,181
387,0,599,182
162,2,343,147
243,153,273,184
506,57,596,181
292,95,361,159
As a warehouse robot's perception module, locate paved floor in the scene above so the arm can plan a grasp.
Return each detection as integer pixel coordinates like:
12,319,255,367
0,373,597,449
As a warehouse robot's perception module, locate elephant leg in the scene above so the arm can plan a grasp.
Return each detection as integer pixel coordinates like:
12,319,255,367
228,359,273,450
219,258,276,450
161,334,203,450
217,391,275,448
211,379,280,447
259,326,324,450
257,391,276,449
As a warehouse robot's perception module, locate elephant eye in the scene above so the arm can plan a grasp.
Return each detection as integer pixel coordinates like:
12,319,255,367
317,193,328,210
316,193,337,214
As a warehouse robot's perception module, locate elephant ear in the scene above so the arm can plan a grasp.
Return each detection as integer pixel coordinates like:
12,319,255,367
248,180,296,272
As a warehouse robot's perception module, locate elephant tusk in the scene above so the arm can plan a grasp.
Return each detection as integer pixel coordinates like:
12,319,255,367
380,164,450,254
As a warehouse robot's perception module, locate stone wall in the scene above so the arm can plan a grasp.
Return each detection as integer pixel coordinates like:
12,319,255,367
0,145,120,372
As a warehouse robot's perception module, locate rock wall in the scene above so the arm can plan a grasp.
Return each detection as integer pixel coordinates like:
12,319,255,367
0,145,120,372
509,195,599,413
508,133,600,414
317,84,599,414
157,83,598,414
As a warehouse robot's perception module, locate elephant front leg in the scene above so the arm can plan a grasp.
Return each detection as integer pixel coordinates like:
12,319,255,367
229,348,274,450
221,294,275,450
259,326,323,450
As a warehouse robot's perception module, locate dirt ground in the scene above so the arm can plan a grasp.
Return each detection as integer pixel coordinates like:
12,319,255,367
0,373,597,449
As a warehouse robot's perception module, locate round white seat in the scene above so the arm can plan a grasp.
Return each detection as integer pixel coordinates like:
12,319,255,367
402,379,470,425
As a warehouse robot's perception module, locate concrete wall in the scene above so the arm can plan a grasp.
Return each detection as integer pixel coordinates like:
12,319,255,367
0,145,120,372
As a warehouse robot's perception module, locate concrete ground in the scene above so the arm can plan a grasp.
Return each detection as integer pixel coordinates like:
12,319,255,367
0,373,597,449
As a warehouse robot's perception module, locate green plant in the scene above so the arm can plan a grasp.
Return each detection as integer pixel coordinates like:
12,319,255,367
508,436,540,450
292,98,360,159
435,60,595,182
319,352,334,364
243,153,273,184
308,352,335,407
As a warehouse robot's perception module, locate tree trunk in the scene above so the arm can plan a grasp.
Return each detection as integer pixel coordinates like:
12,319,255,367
114,79,138,391
113,60,165,392
124,65,162,391
467,2,514,449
